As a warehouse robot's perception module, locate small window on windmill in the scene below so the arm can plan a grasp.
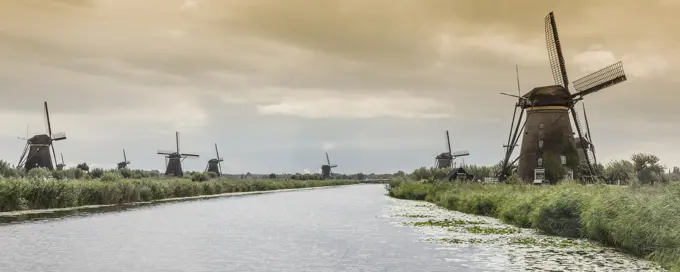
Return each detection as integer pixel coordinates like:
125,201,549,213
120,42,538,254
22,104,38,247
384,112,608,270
560,155,567,165
538,139,544,149
537,157,543,167
534,168,546,181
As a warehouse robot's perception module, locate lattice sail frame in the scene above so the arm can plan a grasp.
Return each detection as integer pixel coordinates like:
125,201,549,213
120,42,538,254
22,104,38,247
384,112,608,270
545,12,569,89
571,61,627,98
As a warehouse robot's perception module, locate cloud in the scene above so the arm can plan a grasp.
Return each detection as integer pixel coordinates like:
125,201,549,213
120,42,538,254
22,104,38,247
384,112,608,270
256,90,452,119
571,45,671,79
321,142,337,151
181,0,199,11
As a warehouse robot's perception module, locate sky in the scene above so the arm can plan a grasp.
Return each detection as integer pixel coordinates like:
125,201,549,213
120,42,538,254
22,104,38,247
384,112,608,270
0,0,678,174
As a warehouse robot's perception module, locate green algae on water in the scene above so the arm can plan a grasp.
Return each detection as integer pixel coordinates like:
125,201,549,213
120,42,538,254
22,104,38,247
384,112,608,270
463,225,521,235
410,219,486,227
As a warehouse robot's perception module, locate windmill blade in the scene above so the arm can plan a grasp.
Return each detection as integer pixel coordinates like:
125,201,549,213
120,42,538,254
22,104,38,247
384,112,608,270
445,130,452,154
61,153,65,165
569,107,595,177
326,152,331,166
571,61,627,99
44,101,58,164
215,143,222,174
157,150,175,155
582,103,598,165
175,131,180,153
181,153,200,158
51,132,66,141
452,150,470,157
329,164,338,168
545,12,569,89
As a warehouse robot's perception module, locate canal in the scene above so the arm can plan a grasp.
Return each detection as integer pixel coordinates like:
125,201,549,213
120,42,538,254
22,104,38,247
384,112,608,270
0,184,664,272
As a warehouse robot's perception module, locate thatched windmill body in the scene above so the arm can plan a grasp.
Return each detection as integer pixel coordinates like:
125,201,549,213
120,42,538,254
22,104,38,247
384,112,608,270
435,130,470,169
499,12,627,183
321,152,337,180
205,143,224,176
117,149,131,170
157,131,199,177
17,102,67,172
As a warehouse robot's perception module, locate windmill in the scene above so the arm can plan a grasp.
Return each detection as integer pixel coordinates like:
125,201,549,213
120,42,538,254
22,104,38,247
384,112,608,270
17,101,67,172
435,130,470,169
499,12,626,184
56,153,66,170
205,143,224,176
117,149,131,170
321,152,337,180
157,131,199,177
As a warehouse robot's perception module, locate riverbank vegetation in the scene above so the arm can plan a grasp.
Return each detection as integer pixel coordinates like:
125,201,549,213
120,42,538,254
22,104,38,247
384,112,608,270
387,153,680,270
0,160,361,212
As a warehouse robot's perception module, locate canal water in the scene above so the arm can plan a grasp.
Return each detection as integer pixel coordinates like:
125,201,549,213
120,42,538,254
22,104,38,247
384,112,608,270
0,184,664,272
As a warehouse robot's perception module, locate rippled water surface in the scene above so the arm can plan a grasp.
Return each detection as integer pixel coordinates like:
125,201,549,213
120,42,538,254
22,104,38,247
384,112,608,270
0,184,664,272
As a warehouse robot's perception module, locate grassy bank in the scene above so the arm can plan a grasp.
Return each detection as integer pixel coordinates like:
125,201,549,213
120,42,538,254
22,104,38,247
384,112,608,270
0,178,356,212
387,179,680,270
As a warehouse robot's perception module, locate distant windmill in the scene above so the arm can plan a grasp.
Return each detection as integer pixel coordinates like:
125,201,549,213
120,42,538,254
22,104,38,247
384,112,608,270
56,153,66,170
321,152,338,180
17,101,67,172
435,130,470,169
117,149,131,170
157,131,199,177
205,143,224,176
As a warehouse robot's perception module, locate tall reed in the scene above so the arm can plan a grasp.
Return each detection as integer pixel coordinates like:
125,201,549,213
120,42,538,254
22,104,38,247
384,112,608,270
387,179,680,270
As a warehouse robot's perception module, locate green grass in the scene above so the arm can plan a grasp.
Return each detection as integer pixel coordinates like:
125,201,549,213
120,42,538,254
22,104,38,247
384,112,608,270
387,179,680,270
0,178,357,212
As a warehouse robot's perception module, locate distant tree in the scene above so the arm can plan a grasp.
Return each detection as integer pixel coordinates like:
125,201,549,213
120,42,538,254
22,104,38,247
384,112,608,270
394,170,405,177
604,160,635,185
269,173,277,179
77,163,89,173
357,173,366,181
631,153,665,184
673,166,680,174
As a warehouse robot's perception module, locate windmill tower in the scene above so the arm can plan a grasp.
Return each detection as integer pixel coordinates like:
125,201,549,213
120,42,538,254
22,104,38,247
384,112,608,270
17,101,67,172
435,130,470,169
117,149,131,170
321,152,337,180
56,153,66,170
499,12,627,184
157,131,199,177
205,143,224,176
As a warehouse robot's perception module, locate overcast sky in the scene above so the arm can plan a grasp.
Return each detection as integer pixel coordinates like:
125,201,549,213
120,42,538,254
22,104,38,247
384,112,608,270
0,0,678,174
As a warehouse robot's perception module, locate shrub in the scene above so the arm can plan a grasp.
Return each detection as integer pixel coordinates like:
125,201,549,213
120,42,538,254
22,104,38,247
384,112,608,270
90,168,105,179
191,173,209,182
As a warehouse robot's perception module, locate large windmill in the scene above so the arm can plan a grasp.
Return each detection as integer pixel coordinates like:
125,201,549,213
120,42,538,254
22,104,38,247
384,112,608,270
205,143,224,176
435,130,470,169
17,102,67,172
117,149,131,170
499,12,627,184
157,131,199,177
321,152,337,180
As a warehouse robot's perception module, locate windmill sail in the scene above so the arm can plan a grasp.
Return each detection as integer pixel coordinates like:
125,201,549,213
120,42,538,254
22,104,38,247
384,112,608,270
545,12,569,89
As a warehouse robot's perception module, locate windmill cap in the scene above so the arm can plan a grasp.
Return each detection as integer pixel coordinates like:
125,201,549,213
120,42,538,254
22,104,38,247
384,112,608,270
522,85,572,108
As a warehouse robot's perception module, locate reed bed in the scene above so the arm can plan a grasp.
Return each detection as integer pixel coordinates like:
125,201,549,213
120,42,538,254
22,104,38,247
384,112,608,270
387,178,680,270
0,178,356,212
